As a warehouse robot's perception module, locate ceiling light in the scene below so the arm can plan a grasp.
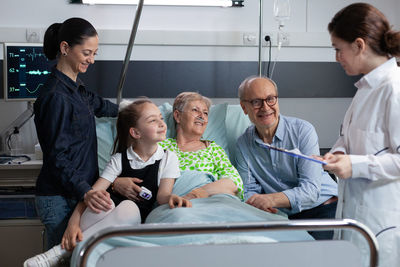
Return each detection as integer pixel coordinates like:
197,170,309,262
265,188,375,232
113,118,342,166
80,0,237,7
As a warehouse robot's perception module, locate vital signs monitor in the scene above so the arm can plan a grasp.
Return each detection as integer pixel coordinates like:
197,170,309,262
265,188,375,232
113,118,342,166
3,43,51,101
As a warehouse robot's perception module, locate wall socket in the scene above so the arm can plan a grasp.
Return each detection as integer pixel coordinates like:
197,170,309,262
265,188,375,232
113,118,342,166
277,32,290,46
262,33,273,46
242,32,257,45
26,28,42,43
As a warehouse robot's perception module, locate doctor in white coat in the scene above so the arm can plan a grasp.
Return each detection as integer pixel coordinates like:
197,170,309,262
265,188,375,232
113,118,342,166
322,3,400,267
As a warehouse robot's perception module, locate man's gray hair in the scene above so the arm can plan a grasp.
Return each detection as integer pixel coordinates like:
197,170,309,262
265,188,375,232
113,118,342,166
238,75,278,100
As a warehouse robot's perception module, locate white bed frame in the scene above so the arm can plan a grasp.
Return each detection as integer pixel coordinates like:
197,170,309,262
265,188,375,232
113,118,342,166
74,219,378,267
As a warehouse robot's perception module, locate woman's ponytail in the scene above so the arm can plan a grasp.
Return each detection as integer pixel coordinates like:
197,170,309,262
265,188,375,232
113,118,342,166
43,23,62,60
384,30,400,57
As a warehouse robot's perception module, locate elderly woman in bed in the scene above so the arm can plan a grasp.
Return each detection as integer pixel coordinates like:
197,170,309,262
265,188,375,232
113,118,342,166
113,92,244,201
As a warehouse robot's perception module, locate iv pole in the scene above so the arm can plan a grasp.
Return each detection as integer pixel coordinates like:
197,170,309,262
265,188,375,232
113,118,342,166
258,0,263,76
114,0,242,104
116,0,144,105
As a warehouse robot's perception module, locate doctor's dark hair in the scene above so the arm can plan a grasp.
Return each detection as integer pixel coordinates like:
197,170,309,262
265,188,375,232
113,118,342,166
112,99,153,154
43,17,98,60
328,3,400,57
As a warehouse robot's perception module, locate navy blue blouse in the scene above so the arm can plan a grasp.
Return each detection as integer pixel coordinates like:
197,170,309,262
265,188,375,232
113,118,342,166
34,67,118,200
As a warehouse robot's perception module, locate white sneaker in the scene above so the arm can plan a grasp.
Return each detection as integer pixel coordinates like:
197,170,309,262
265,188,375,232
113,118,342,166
23,246,63,267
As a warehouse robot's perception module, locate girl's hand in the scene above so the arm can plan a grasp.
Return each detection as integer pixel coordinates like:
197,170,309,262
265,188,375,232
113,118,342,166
113,177,143,201
168,194,192,208
61,222,82,251
84,189,112,213
322,153,352,179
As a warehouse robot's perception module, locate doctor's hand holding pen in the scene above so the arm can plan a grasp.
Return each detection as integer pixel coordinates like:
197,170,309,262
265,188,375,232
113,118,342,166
314,152,352,179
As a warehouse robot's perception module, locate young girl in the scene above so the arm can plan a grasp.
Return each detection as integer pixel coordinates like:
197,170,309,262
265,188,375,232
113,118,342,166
25,99,191,267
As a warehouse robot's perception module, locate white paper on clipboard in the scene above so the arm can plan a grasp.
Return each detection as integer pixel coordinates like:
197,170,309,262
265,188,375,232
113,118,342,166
260,143,327,165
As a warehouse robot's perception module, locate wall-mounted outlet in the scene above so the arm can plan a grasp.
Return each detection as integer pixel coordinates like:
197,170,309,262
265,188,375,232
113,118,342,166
242,32,257,45
262,33,273,46
26,28,42,43
277,32,290,46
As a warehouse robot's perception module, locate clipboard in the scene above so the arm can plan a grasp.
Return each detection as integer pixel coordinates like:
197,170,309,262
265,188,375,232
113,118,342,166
260,143,327,165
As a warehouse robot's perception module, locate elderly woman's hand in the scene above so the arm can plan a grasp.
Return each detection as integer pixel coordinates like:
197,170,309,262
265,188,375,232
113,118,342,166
112,177,143,201
183,187,209,200
183,179,238,200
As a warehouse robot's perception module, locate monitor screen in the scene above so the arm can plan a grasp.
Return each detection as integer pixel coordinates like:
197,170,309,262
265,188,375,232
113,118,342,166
3,43,52,101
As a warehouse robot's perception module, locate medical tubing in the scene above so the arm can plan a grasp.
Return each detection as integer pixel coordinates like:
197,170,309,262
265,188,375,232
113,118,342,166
257,0,263,76
270,47,280,80
264,35,272,78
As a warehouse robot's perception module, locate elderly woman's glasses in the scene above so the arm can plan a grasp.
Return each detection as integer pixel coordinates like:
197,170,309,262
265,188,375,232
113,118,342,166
244,96,278,108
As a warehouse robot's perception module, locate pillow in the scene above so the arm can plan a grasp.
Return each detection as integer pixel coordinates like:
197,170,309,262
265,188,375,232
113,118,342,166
158,103,176,138
157,102,229,154
95,103,231,173
203,103,228,153
225,105,252,163
96,117,117,174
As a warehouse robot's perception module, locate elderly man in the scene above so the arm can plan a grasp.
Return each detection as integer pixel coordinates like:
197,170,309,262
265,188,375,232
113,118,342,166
235,76,338,240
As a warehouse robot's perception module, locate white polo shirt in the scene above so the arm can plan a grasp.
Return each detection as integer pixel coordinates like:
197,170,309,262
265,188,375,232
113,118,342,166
101,144,180,184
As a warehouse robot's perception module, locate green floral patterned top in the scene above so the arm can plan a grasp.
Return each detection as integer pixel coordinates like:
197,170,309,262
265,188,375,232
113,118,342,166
159,138,244,200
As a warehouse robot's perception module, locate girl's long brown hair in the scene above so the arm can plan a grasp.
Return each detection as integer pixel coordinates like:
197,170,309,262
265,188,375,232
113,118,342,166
113,99,153,154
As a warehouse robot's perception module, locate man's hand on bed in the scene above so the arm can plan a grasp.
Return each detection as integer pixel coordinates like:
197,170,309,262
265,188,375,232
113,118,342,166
169,194,192,208
246,194,279,213
112,177,143,201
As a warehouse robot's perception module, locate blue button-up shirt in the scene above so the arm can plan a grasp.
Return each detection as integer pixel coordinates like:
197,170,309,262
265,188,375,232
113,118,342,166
34,67,118,200
235,115,337,215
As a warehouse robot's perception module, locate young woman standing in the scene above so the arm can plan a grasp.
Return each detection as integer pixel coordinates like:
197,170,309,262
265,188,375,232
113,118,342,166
34,18,118,249
322,3,400,266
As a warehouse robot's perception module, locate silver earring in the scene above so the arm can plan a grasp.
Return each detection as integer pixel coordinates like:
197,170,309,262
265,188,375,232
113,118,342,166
63,53,67,56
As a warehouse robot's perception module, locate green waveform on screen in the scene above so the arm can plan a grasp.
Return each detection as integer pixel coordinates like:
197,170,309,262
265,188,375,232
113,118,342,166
26,49,47,61
27,70,51,75
25,83,44,94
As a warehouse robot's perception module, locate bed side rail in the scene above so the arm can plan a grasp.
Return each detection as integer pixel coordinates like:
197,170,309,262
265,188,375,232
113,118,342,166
76,218,378,267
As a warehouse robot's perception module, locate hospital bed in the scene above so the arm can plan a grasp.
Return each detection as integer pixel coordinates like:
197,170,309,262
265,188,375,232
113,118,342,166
73,219,378,267
81,2,378,263
89,104,378,267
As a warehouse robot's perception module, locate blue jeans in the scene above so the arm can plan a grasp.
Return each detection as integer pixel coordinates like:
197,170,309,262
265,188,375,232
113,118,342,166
35,196,78,249
289,201,338,240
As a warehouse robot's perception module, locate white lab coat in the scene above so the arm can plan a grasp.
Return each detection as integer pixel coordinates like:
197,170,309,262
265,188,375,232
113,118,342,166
331,58,400,267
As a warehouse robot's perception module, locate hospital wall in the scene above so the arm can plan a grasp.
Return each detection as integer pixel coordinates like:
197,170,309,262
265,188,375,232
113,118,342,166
0,0,399,153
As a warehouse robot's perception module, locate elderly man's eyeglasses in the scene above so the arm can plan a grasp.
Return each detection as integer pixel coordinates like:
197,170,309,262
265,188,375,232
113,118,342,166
244,96,278,108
